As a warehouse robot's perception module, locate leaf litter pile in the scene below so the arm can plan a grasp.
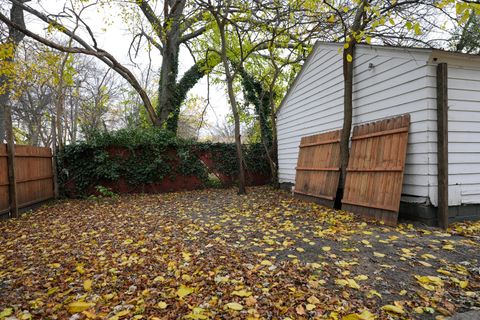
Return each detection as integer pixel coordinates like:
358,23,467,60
0,186,479,319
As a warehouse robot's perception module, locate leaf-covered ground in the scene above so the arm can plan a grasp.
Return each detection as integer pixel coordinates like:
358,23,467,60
0,186,479,319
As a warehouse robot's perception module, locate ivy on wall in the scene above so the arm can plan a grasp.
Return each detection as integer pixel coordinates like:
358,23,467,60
57,128,270,196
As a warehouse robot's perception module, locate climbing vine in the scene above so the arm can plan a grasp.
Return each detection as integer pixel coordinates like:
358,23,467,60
57,128,270,197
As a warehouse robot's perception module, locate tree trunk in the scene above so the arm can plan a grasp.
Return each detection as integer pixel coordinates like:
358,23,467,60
157,39,180,127
337,43,355,208
55,52,70,151
269,105,279,189
5,104,18,218
51,116,59,199
0,97,7,144
216,13,246,194
2,1,28,217
0,75,8,143
165,57,221,133
336,0,366,208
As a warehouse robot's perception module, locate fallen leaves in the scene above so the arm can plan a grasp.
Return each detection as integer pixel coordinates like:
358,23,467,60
381,304,405,314
176,285,194,298
225,302,243,311
66,301,94,314
232,289,252,297
0,186,478,319
83,279,93,291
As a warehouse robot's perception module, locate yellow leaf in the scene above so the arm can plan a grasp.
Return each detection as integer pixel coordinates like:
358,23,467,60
296,247,305,252
328,15,335,23
373,252,385,258
157,301,168,309
307,295,320,304
225,302,243,311
322,246,331,252
306,304,316,311
442,244,454,250
76,264,85,274
367,289,382,298
415,275,443,287
381,305,404,314
354,275,368,281
347,279,360,289
67,301,94,314
82,310,97,319
347,54,353,63
413,23,422,35
177,285,194,298
419,283,435,291
83,279,92,291
51,263,61,268
459,280,468,289
111,310,129,318
335,279,348,286
123,239,133,245
437,269,451,276
260,260,272,266
182,251,192,262
0,308,13,317
418,261,432,267
343,310,376,320
232,290,252,297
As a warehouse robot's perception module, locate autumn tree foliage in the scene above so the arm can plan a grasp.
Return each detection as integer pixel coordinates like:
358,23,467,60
0,0,479,189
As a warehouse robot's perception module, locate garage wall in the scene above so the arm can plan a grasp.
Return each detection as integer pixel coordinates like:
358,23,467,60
277,43,434,203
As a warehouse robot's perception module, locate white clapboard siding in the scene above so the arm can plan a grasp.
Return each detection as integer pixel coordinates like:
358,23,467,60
277,43,434,202
447,65,480,205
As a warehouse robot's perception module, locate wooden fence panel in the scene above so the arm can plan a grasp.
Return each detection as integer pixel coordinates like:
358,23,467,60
0,144,54,215
294,130,341,207
342,114,410,226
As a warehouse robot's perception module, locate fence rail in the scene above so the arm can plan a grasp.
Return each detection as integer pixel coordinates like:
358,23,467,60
0,144,54,216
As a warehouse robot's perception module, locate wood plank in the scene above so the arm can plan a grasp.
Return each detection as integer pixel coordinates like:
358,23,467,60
351,127,409,141
299,139,341,148
0,143,54,217
294,130,342,206
294,190,335,201
296,167,340,171
342,199,398,212
342,114,410,225
347,168,403,172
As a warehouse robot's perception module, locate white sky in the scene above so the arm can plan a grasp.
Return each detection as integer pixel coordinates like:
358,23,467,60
30,0,230,128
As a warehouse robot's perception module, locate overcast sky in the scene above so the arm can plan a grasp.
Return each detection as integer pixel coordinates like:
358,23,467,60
29,0,230,129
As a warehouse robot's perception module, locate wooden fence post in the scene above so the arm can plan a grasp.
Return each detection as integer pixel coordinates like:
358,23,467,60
52,116,59,199
5,105,18,218
437,63,449,229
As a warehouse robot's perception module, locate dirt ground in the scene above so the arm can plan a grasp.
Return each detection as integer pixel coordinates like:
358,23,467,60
0,186,478,319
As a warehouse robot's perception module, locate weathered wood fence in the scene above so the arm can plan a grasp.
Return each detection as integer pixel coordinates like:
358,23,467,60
294,114,410,226
0,144,54,216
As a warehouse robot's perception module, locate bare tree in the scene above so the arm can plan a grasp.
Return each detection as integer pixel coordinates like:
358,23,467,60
0,0,160,126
